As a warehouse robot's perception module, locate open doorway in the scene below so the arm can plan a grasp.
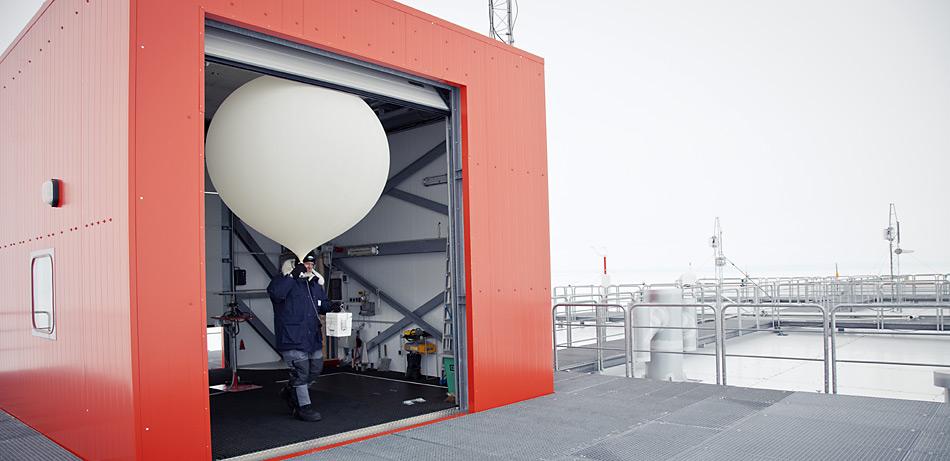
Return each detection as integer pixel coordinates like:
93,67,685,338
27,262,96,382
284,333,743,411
202,24,466,460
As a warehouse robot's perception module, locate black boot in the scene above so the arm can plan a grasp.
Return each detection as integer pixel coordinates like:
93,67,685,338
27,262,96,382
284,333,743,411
278,385,298,411
293,404,322,422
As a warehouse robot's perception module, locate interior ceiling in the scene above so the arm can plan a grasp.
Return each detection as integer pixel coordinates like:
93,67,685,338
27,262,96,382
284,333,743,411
204,62,443,133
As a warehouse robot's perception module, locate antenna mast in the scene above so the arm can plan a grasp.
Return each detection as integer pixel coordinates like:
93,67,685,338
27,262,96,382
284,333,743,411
884,203,899,280
884,203,914,281
711,217,725,310
489,0,516,45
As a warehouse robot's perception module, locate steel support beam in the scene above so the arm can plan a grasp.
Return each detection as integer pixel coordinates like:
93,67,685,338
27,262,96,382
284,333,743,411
386,189,448,215
381,140,449,215
384,141,446,194
333,259,443,340
334,238,446,259
232,219,279,278
234,299,278,352
378,107,413,123
366,292,444,351
233,291,270,300
422,169,463,187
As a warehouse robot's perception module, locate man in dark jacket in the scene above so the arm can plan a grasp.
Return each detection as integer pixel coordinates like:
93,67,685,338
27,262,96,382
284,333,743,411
267,250,332,422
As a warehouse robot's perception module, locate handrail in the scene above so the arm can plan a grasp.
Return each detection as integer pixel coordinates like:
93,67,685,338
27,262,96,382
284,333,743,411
722,303,829,393
552,303,631,377
829,303,950,394
551,297,950,401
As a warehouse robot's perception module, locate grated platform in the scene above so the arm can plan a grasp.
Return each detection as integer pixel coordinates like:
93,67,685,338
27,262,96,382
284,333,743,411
5,371,948,460
0,410,78,461
292,371,950,461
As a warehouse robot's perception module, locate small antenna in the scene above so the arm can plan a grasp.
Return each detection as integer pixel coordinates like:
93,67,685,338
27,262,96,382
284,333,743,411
884,203,897,279
884,204,913,279
711,218,725,310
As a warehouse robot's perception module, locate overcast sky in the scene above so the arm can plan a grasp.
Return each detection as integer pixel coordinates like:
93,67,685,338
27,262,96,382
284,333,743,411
4,1,949,286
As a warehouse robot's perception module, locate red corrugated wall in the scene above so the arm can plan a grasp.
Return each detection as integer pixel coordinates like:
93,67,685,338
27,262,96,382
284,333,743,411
2,0,551,458
133,1,551,458
0,0,135,459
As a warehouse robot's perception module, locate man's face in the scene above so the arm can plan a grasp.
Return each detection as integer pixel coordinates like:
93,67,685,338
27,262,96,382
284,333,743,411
302,261,315,273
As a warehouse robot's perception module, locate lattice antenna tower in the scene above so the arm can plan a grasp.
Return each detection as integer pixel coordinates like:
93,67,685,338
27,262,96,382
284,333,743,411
489,0,517,45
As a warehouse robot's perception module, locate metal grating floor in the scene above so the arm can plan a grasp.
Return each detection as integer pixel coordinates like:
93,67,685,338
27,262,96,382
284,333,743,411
4,372,948,460
292,372,950,461
0,410,78,461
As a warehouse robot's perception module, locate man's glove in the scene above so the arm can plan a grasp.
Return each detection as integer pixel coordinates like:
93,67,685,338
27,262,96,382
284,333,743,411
331,302,343,313
290,263,306,279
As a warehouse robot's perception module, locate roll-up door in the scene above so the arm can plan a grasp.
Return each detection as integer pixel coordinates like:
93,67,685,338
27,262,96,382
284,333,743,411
205,26,449,112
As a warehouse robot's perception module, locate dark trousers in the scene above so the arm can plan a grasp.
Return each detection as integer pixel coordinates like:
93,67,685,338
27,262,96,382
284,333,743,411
280,349,323,406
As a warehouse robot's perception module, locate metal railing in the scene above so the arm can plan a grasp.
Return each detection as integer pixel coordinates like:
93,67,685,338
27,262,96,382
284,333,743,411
830,303,950,394
553,299,950,400
684,274,950,308
556,276,950,318
721,303,830,393
552,303,631,377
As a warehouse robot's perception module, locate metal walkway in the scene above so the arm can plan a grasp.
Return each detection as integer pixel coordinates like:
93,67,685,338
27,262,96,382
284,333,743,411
0,410,78,461
4,373,949,460
294,372,950,460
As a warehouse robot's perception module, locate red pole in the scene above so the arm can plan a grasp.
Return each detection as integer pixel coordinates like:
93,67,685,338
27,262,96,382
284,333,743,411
603,256,607,275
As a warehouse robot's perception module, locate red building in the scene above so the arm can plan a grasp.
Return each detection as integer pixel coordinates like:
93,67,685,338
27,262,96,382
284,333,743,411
0,0,551,459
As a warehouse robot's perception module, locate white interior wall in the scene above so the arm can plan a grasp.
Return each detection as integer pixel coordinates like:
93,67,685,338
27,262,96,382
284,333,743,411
204,120,451,374
230,224,285,365
333,121,449,376
204,172,283,366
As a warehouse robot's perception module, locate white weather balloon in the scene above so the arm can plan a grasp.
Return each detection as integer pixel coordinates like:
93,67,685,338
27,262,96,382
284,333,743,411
205,76,390,260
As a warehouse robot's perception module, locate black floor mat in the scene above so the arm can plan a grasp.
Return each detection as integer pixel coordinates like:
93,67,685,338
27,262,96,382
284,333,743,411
342,367,445,387
210,369,456,460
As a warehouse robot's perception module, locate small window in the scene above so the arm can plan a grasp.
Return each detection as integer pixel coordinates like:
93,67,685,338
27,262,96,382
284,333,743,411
31,249,55,340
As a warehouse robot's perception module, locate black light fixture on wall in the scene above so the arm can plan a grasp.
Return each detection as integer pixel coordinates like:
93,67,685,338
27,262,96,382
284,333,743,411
41,179,63,208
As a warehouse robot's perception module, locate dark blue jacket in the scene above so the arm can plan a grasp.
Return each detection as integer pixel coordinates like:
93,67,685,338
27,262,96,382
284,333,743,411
267,274,331,353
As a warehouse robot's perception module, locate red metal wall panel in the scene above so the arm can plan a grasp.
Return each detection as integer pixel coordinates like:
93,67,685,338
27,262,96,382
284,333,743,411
130,0,552,456
131,0,211,458
2,0,551,458
0,0,135,459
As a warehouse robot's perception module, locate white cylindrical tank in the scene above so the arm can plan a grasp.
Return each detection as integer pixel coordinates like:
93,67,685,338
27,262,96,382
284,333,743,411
632,286,688,382
679,270,699,352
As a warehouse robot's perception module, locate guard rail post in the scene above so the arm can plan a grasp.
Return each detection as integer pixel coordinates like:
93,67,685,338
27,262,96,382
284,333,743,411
720,303,829,393
552,303,631,378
